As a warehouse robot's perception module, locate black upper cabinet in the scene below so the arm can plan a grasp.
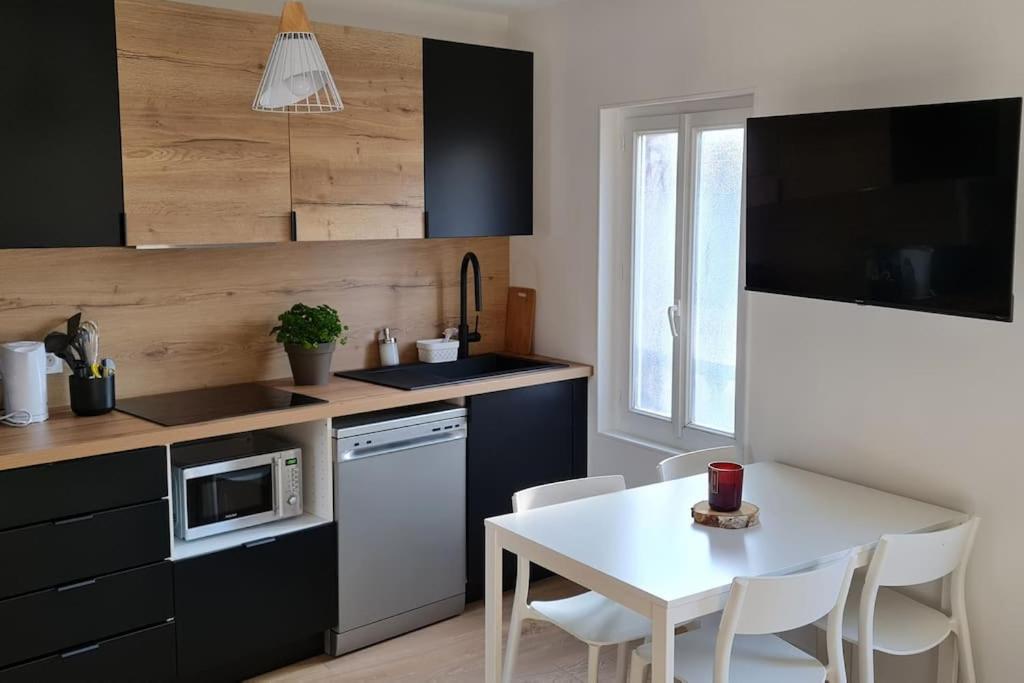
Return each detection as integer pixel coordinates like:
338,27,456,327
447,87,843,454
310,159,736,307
3,1,124,248
423,39,533,237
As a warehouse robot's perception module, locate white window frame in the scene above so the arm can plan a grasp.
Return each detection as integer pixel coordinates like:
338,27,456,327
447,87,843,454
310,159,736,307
609,106,750,452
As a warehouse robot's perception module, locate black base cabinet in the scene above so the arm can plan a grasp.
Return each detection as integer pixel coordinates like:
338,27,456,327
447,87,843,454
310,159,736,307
465,378,587,602
173,523,338,682
0,622,176,683
0,446,174,682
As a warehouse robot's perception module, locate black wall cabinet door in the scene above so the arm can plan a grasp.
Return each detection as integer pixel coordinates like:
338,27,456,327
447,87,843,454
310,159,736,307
174,524,337,682
3,1,124,248
465,379,587,601
423,39,533,238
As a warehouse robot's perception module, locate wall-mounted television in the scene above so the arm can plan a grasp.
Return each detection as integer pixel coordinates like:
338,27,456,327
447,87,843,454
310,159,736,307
745,97,1021,321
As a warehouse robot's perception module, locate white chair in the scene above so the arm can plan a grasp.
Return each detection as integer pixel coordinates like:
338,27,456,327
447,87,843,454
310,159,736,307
629,552,857,683
812,517,979,683
504,475,650,683
657,446,738,482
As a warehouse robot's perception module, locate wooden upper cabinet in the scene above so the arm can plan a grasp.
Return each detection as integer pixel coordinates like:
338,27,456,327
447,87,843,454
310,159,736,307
115,0,292,246
290,25,425,241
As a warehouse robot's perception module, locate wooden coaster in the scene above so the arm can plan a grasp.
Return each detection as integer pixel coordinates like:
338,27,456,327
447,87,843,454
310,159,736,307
691,500,760,529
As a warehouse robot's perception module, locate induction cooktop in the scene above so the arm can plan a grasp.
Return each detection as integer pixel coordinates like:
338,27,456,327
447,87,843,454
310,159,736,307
116,383,326,426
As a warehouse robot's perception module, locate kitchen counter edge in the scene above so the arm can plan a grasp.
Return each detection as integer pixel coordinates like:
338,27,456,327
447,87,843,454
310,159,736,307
0,359,592,471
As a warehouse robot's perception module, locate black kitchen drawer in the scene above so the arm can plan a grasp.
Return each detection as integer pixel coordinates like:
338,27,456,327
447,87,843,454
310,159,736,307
174,523,337,681
0,499,169,600
0,561,172,668
0,621,176,683
0,447,166,532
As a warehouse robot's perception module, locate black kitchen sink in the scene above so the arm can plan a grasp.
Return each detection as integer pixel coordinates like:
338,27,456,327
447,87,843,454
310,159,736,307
335,354,568,390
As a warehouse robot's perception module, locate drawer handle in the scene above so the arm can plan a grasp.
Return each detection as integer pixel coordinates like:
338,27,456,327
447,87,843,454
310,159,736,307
61,644,99,659
57,578,97,593
244,537,277,549
54,514,95,526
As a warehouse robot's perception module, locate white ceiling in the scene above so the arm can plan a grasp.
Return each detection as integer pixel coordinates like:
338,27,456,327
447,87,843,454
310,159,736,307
398,0,569,12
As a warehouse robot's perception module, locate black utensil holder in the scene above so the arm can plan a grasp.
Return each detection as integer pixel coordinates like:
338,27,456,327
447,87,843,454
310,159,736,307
69,375,116,417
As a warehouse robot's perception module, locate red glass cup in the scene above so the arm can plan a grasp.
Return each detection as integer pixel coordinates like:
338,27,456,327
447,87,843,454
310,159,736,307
708,462,744,512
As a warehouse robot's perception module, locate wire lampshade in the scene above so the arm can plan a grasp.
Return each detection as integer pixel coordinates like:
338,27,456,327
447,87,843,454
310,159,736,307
253,2,342,113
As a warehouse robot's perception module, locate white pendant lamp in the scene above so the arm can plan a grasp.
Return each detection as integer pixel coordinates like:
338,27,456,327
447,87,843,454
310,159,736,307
253,2,343,113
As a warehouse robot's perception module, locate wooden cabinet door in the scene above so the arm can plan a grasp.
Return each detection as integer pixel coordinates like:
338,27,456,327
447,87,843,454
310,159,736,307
2,1,124,248
423,39,533,238
115,0,292,246
290,25,425,241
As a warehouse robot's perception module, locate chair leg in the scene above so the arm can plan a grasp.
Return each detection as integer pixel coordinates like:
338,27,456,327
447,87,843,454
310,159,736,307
586,644,600,683
955,626,976,683
628,649,647,683
501,607,524,683
614,642,628,683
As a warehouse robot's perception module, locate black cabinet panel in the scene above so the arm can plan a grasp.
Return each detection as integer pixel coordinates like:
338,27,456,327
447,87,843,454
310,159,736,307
423,39,533,237
0,447,167,532
0,622,176,683
174,523,337,682
0,500,169,600
466,380,587,601
0,561,172,668
3,1,124,247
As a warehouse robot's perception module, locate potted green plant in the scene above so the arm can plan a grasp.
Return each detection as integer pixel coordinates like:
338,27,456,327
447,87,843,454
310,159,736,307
271,303,348,385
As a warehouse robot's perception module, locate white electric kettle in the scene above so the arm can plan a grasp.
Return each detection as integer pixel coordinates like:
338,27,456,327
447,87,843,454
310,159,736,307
0,341,49,424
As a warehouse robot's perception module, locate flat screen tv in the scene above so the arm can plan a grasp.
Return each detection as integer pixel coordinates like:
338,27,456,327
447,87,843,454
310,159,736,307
745,97,1021,321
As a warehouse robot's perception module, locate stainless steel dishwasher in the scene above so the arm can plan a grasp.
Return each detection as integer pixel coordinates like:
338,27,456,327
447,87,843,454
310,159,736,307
328,402,467,656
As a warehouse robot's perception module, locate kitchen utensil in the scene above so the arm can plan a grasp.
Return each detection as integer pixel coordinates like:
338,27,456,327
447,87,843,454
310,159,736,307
101,358,116,377
504,287,536,355
43,331,69,354
66,312,81,340
0,342,49,424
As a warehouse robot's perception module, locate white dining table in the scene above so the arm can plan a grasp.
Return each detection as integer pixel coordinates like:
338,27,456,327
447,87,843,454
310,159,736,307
483,461,967,683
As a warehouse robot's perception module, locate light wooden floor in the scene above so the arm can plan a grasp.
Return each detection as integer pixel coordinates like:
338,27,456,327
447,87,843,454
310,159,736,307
253,578,633,682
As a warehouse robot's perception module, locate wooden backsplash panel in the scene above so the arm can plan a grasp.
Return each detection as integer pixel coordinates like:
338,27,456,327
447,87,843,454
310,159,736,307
0,238,508,402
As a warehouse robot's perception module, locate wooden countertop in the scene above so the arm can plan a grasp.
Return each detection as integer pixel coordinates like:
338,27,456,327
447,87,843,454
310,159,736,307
0,358,591,471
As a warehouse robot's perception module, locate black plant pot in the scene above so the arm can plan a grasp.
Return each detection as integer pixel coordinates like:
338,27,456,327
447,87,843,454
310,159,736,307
285,343,335,386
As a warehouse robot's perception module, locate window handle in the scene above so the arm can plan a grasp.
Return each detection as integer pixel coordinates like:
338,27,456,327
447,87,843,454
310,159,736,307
667,303,680,337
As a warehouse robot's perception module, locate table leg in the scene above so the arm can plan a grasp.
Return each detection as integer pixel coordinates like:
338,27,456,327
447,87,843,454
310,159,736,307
650,604,675,683
484,525,503,683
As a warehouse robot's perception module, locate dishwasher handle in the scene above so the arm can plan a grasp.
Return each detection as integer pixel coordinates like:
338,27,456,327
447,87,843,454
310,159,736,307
340,428,466,462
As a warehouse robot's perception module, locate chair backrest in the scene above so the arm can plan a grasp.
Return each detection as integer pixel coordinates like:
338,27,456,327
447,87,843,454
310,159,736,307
513,475,625,512
714,553,857,683
657,446,737,482
855,517,979,683
867,517,979,588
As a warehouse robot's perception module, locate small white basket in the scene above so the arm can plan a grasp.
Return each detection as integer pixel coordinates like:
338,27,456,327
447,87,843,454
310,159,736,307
416,338,459,363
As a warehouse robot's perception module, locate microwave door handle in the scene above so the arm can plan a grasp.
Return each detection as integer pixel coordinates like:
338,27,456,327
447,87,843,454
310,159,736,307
273,455,285,518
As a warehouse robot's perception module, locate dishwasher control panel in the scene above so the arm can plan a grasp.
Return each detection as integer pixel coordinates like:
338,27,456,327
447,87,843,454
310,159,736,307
332,403,468,463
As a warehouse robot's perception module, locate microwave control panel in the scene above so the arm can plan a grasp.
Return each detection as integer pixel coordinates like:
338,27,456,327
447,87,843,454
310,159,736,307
280,450,303,515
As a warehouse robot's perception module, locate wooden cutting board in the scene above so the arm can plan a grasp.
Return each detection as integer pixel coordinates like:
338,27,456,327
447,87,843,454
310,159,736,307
505,287,536,355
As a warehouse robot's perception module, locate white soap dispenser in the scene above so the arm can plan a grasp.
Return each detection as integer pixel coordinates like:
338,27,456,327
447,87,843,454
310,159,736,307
378,327,400,367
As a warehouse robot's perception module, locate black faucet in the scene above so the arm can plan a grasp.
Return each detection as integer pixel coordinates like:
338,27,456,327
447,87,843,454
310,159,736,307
458,251,482,359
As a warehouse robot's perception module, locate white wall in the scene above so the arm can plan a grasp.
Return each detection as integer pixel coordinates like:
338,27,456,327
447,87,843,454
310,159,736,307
509,0,1024,680
185,0,510,46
